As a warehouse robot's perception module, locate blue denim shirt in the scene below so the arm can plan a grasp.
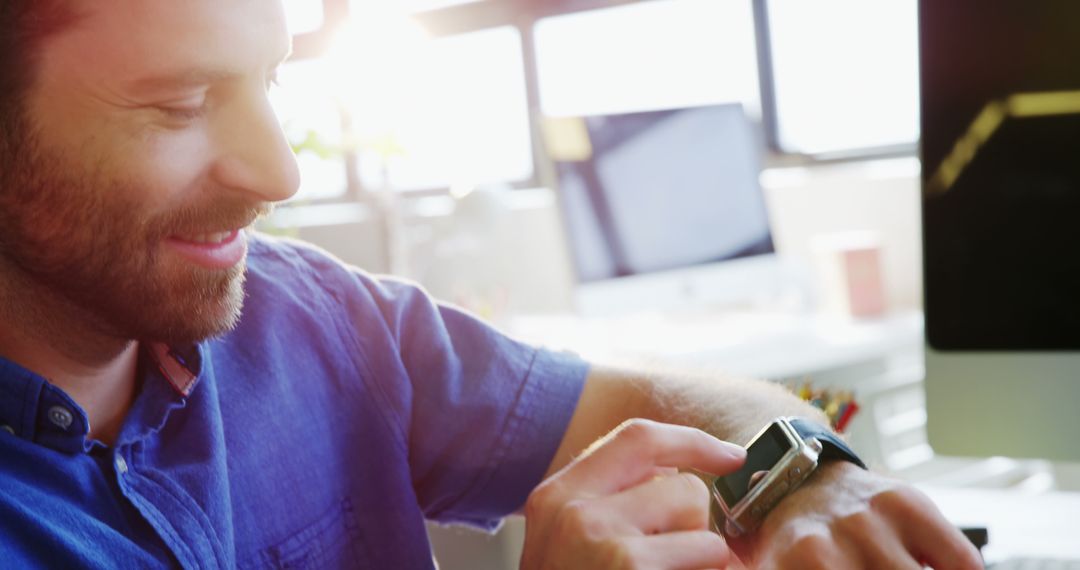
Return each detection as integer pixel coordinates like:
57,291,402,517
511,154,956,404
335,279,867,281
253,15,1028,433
0,235,588,569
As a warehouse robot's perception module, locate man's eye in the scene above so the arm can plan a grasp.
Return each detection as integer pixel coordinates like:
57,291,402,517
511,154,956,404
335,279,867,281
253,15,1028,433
157,103,207,122
146,86,211,124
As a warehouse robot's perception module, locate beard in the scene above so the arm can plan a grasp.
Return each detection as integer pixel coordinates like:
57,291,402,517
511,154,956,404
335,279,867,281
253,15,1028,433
0,121,268,345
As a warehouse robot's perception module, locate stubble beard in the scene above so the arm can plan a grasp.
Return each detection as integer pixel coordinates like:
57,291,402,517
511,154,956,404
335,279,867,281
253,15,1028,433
0,120,260,346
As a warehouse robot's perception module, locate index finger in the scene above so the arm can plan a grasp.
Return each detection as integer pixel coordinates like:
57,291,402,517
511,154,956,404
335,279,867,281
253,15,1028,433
890,491,984,570
558,419,746,497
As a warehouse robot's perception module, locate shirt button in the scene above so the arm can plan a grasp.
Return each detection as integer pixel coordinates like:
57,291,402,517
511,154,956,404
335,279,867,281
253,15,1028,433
116,456,129,475
1,425,13,435
47,406,74,430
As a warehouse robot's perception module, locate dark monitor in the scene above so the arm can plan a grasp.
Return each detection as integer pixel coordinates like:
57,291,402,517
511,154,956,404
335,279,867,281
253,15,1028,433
920,0,1080,462
549,103,776,311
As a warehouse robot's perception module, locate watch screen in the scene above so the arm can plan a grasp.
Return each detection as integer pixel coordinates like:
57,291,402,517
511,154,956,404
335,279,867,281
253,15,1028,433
714,422,794,506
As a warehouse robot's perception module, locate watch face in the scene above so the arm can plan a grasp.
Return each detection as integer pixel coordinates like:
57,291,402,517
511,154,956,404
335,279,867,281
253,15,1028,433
714,422,795,506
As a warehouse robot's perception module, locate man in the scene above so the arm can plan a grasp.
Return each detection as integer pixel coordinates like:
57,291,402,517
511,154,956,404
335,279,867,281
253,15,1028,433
0,0,982,568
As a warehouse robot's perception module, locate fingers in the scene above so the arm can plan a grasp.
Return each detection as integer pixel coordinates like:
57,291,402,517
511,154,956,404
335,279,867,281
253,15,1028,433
522,421,742,570
876,488,985,570
743,465,984,570
622,531,731,570
594,472,714,535
759,531,915,570
560,419,746,497
836,513,922,570
524,472,734,570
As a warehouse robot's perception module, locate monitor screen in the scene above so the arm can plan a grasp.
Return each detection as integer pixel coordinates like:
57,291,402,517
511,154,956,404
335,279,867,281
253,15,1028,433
550,104,774,284
714,421,792,506
921,0,1080,462
921,1,1080,351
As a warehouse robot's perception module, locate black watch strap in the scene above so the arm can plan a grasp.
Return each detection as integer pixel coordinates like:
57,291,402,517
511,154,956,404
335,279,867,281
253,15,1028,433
790,417,868,470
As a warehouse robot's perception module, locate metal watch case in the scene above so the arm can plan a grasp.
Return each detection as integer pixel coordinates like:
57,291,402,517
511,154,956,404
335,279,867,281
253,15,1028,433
714,417,822,537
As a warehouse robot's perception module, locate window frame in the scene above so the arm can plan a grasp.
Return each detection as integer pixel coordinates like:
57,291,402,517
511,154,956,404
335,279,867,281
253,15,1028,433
285,0,917,204
752,0,919,163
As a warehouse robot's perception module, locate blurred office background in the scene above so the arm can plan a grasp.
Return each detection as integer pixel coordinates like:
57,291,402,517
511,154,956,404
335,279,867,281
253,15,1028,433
269,0,921,316
263,1,1080,566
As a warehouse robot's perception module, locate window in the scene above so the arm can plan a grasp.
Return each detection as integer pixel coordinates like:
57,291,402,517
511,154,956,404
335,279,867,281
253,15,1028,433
276,5,532,196
269,60,349,201
275,0,922,203
340,24,534,191
766,0,919,155
282,0,325,36
534,0,760,119
351,0,487,15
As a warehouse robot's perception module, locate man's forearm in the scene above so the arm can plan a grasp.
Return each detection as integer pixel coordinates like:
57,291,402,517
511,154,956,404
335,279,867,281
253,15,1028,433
535,365,984,570
546,365,831,478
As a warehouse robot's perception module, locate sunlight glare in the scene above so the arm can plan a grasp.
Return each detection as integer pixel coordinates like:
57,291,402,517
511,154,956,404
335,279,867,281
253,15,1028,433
326,7,430,141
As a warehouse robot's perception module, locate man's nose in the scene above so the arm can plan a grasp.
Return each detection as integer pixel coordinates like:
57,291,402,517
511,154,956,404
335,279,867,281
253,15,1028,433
209,91,301,203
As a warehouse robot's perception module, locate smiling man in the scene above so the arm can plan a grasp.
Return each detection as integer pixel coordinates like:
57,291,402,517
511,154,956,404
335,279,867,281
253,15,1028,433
0,0,297,447
0,1,983,569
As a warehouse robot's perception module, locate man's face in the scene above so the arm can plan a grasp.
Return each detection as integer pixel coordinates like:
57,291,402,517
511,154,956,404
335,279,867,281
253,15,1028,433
0,0,300,344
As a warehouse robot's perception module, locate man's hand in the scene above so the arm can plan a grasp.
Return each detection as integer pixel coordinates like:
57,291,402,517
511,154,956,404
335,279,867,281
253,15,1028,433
731,462,985,570
520,419,746,570
545,368,984,568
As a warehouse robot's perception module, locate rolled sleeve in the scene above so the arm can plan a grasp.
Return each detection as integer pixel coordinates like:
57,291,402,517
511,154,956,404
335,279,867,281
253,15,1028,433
338,273,588,530
445,348,588,529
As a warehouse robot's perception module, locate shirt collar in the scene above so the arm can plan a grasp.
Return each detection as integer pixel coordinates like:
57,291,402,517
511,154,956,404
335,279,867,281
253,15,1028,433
116,342,206,447
146,342,201,397
0,342,204,454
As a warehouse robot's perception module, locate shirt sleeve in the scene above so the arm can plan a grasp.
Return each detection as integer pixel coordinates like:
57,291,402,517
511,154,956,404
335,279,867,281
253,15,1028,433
339,272,589,530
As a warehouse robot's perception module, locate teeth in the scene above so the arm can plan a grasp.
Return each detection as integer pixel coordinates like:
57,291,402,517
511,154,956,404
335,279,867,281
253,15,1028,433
183,231,232,244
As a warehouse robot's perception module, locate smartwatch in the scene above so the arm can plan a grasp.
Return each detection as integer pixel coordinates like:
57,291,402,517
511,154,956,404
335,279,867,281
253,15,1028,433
711,417,866,537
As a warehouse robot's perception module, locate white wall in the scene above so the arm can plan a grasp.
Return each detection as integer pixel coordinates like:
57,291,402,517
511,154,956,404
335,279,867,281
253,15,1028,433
762,157,923,312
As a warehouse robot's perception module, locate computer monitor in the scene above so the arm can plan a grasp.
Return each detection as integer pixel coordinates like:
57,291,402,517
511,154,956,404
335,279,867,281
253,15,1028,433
921,0,1080,462
547,103,782,316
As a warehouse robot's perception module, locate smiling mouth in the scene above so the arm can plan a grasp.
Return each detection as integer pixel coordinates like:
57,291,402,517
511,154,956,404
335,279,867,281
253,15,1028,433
165,228,248,269
173,230,238,245
160,204,268,269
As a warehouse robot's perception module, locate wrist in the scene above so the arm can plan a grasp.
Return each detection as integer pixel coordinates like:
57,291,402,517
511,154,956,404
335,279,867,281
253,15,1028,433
800,455,865,490
788,417,867,470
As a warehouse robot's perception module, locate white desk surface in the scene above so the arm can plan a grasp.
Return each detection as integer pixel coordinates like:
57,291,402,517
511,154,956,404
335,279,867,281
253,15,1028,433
918,484,1080,562
507,310,923,379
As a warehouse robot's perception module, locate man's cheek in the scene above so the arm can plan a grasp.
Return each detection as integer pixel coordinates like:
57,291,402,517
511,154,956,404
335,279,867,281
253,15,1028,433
122,130,213,207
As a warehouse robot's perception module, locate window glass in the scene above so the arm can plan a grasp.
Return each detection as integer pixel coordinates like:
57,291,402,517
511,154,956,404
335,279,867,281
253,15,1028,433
338,24,534,191
768,0,919,154
353,0,486,13
282,0,325,35
269,60,349,201
535,0,760,118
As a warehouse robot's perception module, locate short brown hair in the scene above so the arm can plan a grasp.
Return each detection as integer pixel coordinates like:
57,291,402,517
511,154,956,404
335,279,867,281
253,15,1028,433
0,0,79,153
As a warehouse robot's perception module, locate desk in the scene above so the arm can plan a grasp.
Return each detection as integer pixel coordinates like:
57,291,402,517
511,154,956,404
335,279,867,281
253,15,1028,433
507,309,924,379
509,310,928,469
918,485,1080,562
